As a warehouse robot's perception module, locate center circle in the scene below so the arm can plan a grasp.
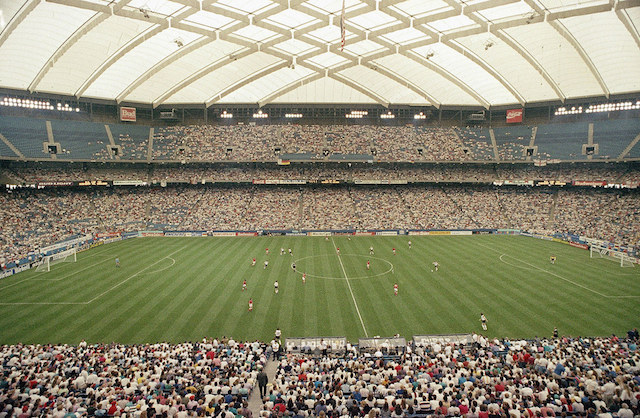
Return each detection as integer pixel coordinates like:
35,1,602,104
292,254,395,280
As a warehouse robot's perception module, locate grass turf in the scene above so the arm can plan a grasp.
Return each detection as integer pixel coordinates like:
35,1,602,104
0,235,638,345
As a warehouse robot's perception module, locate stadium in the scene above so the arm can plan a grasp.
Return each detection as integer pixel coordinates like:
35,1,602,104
1,0,640,416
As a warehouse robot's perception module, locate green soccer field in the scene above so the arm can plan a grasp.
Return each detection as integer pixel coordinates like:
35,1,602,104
0,235,638,345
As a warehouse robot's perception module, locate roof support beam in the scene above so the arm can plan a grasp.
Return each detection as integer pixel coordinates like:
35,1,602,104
330,73,390,108
29,11,110,93
490,28,565,102
116,36,213,103
548,20,610,98
0,0,41,48
74,23,167,98
615,7,640,50
258,72,324,107
367,62,440,108
405,50,490,109
205,60,289,106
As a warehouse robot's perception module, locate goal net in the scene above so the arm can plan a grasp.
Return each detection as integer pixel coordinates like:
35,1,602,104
35,247,77,272
589,244,636,267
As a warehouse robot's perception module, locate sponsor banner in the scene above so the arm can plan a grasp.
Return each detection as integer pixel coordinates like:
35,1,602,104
552,238,569,244
236,232,258,236
520,232,533,237
113,180,148,186
333,232,354,236
103,237,122,245
359,337,406,350
37,181,74,187
375,231,398,236
123,231,139,239
573,180,606,187
87,241,104,250
140,231,164,237
354,180,408,185
496,229,520,235
413,334,474,346
506,108,523,123
252,180,265,184
164,231,207,237
428,231,451,236
308,231,332,236
450,231,473,236
355,231,375,236
0,270,14,279
78,180,110,186
286,232,308,236
530,233,553,241
41,234,93,253
536,180,567,186
209,232,237,237
570,242,589,250
408,231,429,236
120,106,136,122
503,180,534,186
285,337,347,352
96,232,121,239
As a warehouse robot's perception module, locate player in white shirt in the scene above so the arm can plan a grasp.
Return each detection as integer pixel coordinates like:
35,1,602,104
432,261,439,272
264,260,269,269
480,313,488,331
408,240,412,249
280,248,285,255
369,246,374,255
288,248,293,256
274,280,279,294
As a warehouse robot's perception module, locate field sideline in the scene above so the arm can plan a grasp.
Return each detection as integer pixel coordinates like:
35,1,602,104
0,235,638,344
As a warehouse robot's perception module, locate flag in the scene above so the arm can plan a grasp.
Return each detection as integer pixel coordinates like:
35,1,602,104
340,0,346,52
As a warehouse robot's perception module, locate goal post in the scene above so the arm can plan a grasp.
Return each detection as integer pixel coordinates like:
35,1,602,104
590,244,636,267
35,247,77,272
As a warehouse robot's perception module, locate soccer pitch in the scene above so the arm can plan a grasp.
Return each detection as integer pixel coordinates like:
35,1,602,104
0,235,638,345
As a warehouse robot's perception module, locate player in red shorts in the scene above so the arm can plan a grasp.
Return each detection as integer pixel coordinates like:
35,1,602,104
394,283,398,296
248,298,253,312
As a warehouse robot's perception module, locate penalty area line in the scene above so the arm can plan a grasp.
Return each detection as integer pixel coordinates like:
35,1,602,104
331,238,368,337
85,246,188,304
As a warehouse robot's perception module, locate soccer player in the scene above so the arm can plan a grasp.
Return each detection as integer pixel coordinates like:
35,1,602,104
275,328,281,341
251,258,256,266
336,247,340,255
242,280,247,291
392,248,396,255
115,257,120,268
432,261,439,272
302,272,306,284
394,283,398,296
264,260,269,269
369,246,374,255
408,240,412,249
291,262,296,271
550,255,556,264
280,247,285,255
366,260,370,270
274,280,279,294
288,248,292,256
480,313,487,331
265,248,269,255
248,298,253,312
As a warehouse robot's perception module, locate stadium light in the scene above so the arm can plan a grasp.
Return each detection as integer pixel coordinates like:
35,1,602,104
253,110,268,118
414,112,427,120
220,111,233,119
346,110,368,119
380,112,395,119
556,100,640,116
285,113,303,118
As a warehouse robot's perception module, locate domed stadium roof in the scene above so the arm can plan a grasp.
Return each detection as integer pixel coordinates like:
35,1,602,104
0,0,638,109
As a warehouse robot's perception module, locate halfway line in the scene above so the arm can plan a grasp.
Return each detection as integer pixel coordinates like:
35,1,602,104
331,238,368,337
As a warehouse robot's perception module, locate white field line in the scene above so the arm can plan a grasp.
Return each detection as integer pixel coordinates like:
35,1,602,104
31,257,114,282
479,241,640,298
331,238,368,337
85,245,187,304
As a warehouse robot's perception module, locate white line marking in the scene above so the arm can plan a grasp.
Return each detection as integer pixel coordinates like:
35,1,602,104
478,242,640,298
293,254,394,280
31,257,114,281
85,245,187,304
140,257,175,275
0,302,86,305
331,238,368,337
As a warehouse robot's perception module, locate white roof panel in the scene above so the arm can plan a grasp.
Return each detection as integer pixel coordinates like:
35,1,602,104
273,75,377,104
83,27,201,99
339,66,428,104
219,66,316,103
0,2,95,90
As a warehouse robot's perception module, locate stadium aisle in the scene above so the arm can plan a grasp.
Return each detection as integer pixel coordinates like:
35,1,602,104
248,358,278,415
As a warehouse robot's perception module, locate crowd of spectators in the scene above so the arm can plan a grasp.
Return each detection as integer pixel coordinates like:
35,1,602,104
258,333,640,418
1,168,639,266
0,337,266,417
